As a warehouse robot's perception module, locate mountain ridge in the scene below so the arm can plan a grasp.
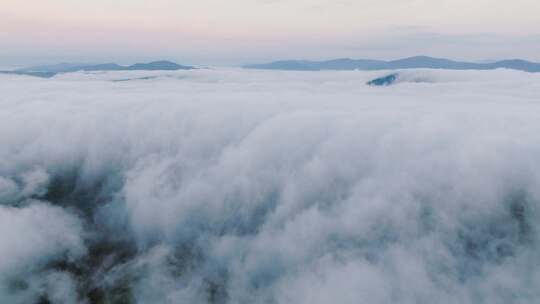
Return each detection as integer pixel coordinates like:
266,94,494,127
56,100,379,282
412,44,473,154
1,61,196,78
245,56,540,72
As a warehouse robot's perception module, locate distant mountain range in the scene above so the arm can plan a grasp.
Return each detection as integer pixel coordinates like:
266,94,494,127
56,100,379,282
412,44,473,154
244,56,540,73
0,61,195,78
3,57,540,78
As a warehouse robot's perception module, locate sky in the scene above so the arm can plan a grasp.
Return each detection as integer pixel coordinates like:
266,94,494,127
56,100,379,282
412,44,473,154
1,0,540,66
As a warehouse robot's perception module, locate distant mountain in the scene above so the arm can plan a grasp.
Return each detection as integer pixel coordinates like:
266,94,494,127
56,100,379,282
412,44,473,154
80,61,193,72
245,56,540,72
0,70,57,78
1,61,196,77
18,63,89,73
81,63,126,71
126,61,190,71
483,59,540,72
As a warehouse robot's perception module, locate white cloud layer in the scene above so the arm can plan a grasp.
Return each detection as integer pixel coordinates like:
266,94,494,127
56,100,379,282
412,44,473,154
0,68,540,303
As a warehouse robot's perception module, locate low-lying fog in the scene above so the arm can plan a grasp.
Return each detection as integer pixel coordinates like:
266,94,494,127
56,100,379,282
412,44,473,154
1,68,540,303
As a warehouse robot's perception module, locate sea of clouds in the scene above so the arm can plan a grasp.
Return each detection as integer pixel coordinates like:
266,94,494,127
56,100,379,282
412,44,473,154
1,68,540,303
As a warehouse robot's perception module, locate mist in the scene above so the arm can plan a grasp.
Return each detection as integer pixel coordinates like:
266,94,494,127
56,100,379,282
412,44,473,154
1,68,540,303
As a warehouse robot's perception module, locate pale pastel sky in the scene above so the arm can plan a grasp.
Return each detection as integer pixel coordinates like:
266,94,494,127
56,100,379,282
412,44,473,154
1,0,540,66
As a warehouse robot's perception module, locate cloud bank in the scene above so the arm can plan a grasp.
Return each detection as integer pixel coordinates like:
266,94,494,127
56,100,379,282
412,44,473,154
1,68,540,303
